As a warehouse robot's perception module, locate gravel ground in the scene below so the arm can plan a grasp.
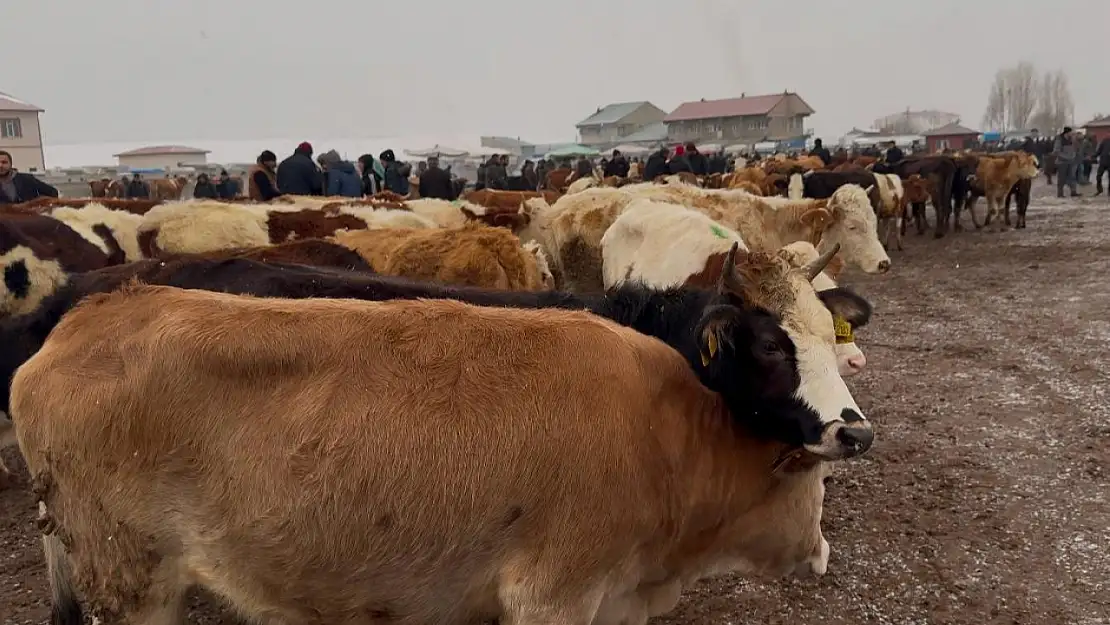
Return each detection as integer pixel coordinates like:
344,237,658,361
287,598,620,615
2,182,1108,625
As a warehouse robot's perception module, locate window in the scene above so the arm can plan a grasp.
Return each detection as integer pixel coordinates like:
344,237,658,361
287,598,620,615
0,118,22,139
746,117,768,131
936,139,949,150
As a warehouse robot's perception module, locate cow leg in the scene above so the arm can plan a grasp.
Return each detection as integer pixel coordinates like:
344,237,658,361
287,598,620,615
1002,188,1014,229
966,195,983,229
1016,182,1030,229
499,585,602,625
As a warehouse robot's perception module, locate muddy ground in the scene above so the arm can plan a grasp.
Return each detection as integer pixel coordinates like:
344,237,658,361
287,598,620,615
2,182,1108,624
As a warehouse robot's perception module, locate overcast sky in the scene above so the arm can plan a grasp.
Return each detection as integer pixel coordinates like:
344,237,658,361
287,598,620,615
6,0,1107,147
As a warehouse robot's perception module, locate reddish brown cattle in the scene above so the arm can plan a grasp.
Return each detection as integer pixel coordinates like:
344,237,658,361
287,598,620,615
544,167,573,192
158,238,375,271
87,179,112,198
464,189,561,212
12,197,162,215
266,209,369,243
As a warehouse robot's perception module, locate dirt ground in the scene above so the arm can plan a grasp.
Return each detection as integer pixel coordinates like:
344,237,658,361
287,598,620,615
2,181,1108,625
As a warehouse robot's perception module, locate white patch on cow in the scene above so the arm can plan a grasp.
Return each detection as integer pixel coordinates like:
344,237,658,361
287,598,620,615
522,241,555,290
778,241,866,377
139,200,270,254
821,185,890,274
404,198,484,228
565,177,597,195
600,199,746,289
355,208,437,230
50,204,144,262
733,157,748,171
0,245,68,317
787,173,804,200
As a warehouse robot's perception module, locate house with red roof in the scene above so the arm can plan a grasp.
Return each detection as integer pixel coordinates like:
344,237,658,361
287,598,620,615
1082,115,1110,143
663,91,815,147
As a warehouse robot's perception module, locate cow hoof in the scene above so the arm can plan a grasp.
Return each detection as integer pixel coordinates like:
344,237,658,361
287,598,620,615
933,231,945,240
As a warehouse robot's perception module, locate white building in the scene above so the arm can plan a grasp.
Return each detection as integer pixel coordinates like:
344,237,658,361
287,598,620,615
114,145,210,170
0,91,46,172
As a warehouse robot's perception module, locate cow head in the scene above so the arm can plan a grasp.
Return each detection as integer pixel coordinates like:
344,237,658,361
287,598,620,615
700,242,873,460
821,185,890,274
776,242,872,377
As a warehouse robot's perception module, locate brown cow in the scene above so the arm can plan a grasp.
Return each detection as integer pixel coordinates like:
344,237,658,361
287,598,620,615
464,189,561,212
13,197,162,215
544,167,573,192
266,208,368,242
964,152,1039,231
157,238,375,271
19,285,833,625
333,223,554,290
87,179,111,197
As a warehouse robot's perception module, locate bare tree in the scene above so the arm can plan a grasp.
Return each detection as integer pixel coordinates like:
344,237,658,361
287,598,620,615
1030,69,1075,135
982,62,1039,132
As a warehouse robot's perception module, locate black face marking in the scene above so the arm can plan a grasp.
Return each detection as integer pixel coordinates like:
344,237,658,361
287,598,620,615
4,260,30,299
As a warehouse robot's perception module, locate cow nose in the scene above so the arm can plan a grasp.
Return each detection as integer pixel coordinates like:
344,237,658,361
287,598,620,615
836,423,874,455
876,259,891,273
846,353,866,373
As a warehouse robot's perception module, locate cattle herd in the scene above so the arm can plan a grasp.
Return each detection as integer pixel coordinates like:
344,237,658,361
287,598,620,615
0,148,1043,625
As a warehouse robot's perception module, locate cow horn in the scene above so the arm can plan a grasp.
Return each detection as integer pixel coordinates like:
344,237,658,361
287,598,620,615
802,243,841,280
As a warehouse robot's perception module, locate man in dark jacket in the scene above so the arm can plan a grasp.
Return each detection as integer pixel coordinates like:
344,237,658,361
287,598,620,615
485,155,508,190
216,169,239,199
603,150,630,178
418,156,454,200
277,142,324,196
707,151,729,175
0,150,58,204
357,154,382,196
885,142,904,165
1094,136,1110,196
318,149,362,198
573,156,593,181
809,138,832,166
643,147,668,181
126,173,150,199
193,173,219,199
379,149,411,196
685,143,709,176
248,150,282,201
1020,130,1039,156
667,145,692,174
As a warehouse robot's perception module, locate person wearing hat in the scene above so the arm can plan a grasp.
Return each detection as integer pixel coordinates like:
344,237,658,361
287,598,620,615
667,144,692,175
1053,127,1080,198
379,149,412,196
248,150,282,201
276,141,324,196
317,149,362,198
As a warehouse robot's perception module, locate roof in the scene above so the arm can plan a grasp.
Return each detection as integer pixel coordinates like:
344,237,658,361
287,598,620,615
113,145,211,157
577,101,652,127
923,122,979,137
1084,115,1110,128
620,121,668,144
0,91,43,112
665,92,813,122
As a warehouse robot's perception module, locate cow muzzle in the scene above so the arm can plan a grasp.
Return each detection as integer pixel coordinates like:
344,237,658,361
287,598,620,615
803,409,874,460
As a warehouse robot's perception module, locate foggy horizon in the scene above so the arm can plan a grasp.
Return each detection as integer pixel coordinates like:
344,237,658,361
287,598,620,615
6,0,1107,148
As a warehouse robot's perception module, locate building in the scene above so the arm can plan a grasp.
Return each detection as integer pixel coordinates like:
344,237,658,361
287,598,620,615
923,122,980,152
575,101,667,147
480,136,534,155
873,109,960,135
0,91,46,172
113,145,210,169
618,121,668,147
664,92,815,146
1083,116,1110,143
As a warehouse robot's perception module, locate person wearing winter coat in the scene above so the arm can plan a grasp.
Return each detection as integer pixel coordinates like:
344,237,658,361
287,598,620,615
667,145,692,174
357,154,383,196
418,156,454,200
216,169,239,199
193,173,219,199
0,150,58,204
685,143,709,176
1053,127,1080,198
603,150,630,178
248,150,282,201
317,149,362,198
642,147,669,181
126,173,150,199
276,142,324,196
379,149,411,196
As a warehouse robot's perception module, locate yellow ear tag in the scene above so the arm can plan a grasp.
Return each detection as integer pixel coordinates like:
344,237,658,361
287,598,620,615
833,315,854,344
707,333,719,357
700,352,710,367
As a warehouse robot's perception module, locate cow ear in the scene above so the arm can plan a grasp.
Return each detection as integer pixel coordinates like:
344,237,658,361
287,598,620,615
695,305,739,369
800,207,831,229
460,207,480,220
817,287,872,328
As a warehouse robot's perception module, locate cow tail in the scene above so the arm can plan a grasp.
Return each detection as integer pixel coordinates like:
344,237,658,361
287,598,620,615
44,533,82,625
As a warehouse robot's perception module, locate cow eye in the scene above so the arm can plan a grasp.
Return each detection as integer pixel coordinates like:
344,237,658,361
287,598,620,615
762,339,784,357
